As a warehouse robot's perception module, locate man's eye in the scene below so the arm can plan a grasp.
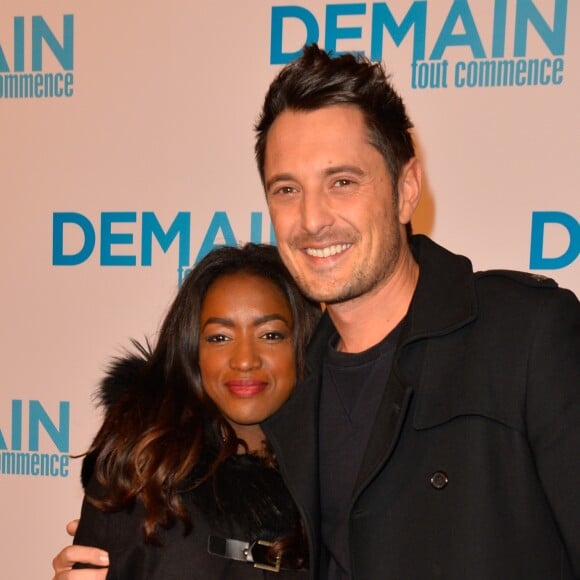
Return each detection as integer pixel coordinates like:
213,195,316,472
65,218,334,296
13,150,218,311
277,186,296,194
334,178,352,187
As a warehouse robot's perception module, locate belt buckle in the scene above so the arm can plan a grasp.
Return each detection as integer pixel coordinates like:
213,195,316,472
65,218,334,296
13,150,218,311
247,540,281,573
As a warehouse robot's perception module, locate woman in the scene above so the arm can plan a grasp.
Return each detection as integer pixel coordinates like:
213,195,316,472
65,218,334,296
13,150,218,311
58,243,320,579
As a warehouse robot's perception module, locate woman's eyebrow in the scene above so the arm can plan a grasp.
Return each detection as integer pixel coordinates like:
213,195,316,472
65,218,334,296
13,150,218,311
201,316,234,330
201,313,291,330
254,313,292,327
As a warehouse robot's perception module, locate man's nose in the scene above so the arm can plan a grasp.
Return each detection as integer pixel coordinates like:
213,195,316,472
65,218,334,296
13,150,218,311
300,190,333,235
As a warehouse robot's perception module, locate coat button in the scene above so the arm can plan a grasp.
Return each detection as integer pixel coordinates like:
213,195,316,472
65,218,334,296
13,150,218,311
430,471,448,490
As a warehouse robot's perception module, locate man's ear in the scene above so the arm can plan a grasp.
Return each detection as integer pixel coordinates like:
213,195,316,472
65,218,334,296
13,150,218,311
397,157,422,225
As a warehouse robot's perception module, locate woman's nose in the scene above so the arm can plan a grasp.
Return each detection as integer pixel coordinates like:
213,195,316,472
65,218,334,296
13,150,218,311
229,338,261,371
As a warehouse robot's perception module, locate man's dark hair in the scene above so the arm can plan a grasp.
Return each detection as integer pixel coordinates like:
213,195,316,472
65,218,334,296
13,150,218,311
255,44,416,196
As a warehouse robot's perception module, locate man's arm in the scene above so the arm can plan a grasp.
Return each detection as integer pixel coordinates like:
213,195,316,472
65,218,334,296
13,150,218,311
51,520,109,579
526,288,580,576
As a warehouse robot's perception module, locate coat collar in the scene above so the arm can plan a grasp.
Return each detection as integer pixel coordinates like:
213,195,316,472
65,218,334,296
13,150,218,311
401,234,477,344
301,234,478,355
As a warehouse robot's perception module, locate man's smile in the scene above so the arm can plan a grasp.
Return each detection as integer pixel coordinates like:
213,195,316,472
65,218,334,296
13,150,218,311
304,243,352,258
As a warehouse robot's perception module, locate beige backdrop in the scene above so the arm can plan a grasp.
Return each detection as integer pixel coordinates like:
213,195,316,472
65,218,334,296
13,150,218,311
1,1,578,577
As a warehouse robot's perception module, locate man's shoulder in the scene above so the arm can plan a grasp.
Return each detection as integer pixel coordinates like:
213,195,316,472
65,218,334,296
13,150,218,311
474,269,559,289
472,269,578,318
412,234,563,293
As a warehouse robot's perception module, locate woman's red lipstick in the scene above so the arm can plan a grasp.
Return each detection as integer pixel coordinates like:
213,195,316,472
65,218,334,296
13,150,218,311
226,379,267,397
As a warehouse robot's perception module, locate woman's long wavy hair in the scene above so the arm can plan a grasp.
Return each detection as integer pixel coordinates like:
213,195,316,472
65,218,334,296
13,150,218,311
86,243,320,556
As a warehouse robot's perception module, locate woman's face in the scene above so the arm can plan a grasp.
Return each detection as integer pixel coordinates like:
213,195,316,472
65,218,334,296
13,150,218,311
199,272,296,449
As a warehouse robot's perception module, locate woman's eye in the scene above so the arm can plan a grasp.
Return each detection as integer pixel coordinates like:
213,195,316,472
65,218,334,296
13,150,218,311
205,334,229,343
261,331,287,341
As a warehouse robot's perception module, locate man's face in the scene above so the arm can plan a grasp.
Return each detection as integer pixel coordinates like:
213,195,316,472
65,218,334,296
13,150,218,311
264,104,414,305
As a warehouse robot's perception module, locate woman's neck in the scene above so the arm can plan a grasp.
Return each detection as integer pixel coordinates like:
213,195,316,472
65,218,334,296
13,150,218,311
230,423,267,455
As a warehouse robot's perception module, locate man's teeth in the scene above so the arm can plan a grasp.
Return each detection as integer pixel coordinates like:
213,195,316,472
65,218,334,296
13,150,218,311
305,244,350,258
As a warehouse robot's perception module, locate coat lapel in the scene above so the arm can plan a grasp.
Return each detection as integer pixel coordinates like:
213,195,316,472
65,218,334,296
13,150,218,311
352,236,477,500
351,365,413,500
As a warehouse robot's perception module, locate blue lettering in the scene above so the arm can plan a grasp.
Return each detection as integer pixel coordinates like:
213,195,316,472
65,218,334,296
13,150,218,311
0,400,22,450
0,17,24,72
100,212,136,266
530,211,579,269
52,212,95,266
50,454,59,476
60,454,70,477
371,1,427,62
514,0,567,57
29,401,69,453
54,211,276,274
194,211,238,263
14,16,25,71
326,3,365,55
270,6,319,64
250,212,277,245
0,45,7,72
431,0,485,59
11,400,22,450
269,0,569,67
30,453,40,475
32,15,74,71
552,56,564,83
141,212,191,267
492,0,508,57
64,72,74,95
250,212,263,245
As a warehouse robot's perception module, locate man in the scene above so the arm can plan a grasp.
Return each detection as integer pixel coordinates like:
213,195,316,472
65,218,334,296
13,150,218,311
53,45,579,579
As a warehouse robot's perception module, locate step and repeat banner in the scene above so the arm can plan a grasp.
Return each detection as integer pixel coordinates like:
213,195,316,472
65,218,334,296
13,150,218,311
1,1,578,576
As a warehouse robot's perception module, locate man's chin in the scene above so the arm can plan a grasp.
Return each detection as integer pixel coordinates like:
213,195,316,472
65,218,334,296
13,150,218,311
299,281,363,306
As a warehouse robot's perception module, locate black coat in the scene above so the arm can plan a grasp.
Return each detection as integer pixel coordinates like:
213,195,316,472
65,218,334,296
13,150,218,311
263,235,580,580
75,460,308,579
74,360,308,579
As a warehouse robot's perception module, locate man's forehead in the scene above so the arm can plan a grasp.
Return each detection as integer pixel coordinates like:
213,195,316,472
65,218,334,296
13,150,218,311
264,112,379,173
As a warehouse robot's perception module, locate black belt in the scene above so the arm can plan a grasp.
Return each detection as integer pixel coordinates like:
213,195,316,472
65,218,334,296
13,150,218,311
207,535,281,572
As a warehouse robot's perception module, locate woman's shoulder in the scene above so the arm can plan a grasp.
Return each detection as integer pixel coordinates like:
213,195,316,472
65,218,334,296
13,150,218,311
97,347,150,409
79,349,150,487
191,453,301,541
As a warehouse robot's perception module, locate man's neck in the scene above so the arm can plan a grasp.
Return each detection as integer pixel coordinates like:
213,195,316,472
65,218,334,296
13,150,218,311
327,247,419,354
